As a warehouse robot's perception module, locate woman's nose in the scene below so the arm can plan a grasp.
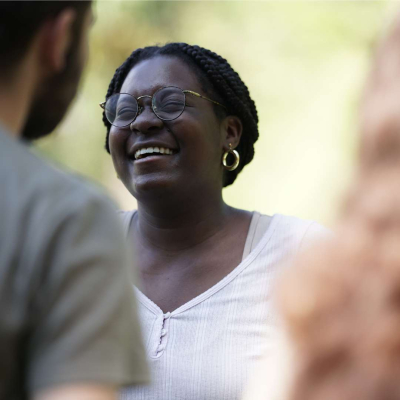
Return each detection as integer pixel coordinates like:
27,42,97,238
129,99,163,134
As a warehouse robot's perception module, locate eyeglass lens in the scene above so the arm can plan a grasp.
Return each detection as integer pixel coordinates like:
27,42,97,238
104,94,138,127
104,87,186,127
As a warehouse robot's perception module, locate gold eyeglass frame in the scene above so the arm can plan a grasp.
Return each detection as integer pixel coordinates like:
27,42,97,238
99,86,226,127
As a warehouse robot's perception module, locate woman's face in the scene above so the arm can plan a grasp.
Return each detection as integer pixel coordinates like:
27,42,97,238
108,56,228,202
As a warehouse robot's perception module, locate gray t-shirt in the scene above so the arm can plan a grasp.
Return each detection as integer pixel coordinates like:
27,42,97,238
0,128,148,399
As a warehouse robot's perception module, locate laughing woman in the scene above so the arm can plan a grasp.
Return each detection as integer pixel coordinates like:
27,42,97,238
100,43,326,400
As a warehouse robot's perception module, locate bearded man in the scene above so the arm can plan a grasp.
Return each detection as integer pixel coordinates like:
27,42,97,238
0,3,148,400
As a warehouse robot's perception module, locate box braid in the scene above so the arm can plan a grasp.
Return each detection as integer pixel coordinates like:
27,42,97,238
103,43,259,187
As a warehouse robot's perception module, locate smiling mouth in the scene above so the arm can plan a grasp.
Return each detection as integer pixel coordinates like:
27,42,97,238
134,146,177,160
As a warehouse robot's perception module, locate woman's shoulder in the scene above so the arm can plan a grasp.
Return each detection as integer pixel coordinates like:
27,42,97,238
251,212,330,254
268,213,331,252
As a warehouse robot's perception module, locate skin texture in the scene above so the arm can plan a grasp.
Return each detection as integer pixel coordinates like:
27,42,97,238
109,56,252,313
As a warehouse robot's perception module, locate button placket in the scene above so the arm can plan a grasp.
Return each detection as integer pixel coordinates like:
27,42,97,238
153,312,171,358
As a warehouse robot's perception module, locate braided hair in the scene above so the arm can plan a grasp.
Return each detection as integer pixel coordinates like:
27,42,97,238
103,43,259,187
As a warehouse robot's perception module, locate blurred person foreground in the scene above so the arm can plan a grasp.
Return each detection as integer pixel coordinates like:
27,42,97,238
0,2,147,400
257,10,400,400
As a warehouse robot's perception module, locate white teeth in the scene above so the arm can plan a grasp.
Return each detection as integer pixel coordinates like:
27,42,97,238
134,146,175,160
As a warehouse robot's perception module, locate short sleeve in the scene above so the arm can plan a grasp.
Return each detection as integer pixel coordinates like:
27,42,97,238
27,192,149,393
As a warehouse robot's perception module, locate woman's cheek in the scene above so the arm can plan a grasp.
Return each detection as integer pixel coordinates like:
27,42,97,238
109,128,128,155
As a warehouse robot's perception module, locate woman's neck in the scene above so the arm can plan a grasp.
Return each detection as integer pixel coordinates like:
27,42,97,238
135,192,233,252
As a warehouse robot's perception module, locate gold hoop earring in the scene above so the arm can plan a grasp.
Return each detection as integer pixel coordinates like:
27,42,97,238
222,143,240,171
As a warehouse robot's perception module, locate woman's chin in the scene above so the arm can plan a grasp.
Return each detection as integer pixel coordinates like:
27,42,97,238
127,172,181,202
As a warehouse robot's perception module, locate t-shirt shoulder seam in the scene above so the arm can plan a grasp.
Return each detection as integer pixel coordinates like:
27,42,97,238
297,220,318,254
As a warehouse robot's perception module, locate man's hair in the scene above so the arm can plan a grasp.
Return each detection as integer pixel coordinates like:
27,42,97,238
102,43,259,187
0,1,90,78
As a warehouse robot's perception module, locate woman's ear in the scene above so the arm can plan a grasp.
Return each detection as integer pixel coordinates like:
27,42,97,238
221,115,243,150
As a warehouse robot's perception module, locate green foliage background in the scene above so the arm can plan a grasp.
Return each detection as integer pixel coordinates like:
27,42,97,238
35,0,396,226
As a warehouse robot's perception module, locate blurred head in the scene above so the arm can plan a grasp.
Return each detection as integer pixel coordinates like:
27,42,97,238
102,43,259,198
0,1,92,140
277,10,400,400
359,11,400,174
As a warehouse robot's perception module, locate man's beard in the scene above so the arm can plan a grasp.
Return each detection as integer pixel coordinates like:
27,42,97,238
21,15,86,141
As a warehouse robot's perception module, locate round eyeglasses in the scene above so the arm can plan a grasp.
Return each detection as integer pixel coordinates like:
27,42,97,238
100,86,226,128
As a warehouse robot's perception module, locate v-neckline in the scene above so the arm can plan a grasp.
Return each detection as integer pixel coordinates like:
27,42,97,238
124,211,280,317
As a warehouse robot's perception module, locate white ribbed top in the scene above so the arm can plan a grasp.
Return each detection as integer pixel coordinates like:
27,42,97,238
120,213,327,400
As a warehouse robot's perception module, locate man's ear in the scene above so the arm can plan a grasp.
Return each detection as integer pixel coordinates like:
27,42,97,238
39,9,76,73
221,116,243,151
